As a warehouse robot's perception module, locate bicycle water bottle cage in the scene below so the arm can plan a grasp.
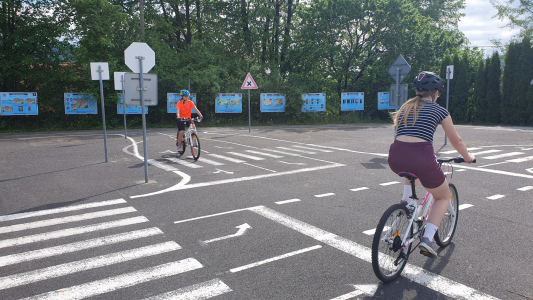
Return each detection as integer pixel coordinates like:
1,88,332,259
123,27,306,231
398,172,418,183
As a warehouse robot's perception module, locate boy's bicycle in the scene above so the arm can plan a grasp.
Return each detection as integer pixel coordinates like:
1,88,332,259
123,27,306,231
371,157,475,282
176,117,202,160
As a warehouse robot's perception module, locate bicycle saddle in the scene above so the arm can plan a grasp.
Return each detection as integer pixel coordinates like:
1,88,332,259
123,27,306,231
398,172,418,182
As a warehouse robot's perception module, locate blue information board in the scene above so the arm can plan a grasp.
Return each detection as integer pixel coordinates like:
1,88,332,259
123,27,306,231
64,93,98,114
117,94,148,114
216,93,242,113
0,92,38,116
378,92,395,110
167,93,197,114
341,92,364,111
302,93,326,112
260,93,285,112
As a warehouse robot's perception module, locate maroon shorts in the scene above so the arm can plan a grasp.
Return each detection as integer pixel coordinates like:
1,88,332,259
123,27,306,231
388,140,445,189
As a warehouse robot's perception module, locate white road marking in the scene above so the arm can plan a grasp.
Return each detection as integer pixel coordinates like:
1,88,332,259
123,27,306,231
380,181,400,186
453,165,533,179
0,228,163,267
213,169,234,174
487,194,505,200
147,159,180,171
278,161,306,165
226,152,265,160
315,193,335,198
304,144,388,157
362,226,389,236
0,199,127,222
275,199,301,205
470,150,502,155
292,145,333,152
482,152,524,159
229,245,322,273
207,153,246,163
263,148,303,156
459,204,474,210
350,187,369,192
20,259,203,300
0,242,181,290
507,155,533,163
249,206,500,300
166,157,203,168
144,278,232,300
455,169,466,172
243,163,276,172
245,150,283,158
214,146,233,149
517,186,533,191
174,207,261,224
330,284,378,300
187,156,224,166
202,223,251,244
440,147,482,154
478,162,510,168
0,207,137,234
0,216,148,249
277,147,316,154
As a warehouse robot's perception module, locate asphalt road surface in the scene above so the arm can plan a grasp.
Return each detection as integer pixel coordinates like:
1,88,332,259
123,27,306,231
1,123,532,300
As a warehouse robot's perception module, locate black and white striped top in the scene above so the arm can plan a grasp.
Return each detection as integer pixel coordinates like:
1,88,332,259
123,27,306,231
395,100,450,143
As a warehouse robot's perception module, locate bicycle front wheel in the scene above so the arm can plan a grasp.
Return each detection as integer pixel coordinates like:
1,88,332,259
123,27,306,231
435,183,459,247
190,133,200,160
372,204,413,283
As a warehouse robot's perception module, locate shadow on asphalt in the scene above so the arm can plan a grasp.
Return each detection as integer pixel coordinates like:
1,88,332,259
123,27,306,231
0,162,105,184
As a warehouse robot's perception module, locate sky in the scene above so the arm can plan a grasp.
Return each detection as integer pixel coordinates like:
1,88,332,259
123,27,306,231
458,0,521,56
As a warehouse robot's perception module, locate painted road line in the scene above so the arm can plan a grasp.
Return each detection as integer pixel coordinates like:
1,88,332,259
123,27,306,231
174,207,262,224
249,206,500,300
275,199,301,205
0,228,163,267
229,245,322,273
20,258,203,300
226,152,265,160
0,199,127,222
329,284,378,300
242,163,276,172
276,147,316,154
455,169,466,172
459,204,474,210
470,150,502,155
350,187,369,192
440,147,482,154
380,181,400,186
304,143,388,157
0,207,137,234
362,226,389,236
148,159,180,172
166,157,203,168
144,278,232,300
207,153,246,163
187,156,224,166
517,186,533,191
0,216,149,249
292,145,333,152
482,152,524,159
245,150,283,158
487,194,505,200
262,148,303,157
479,161,510,168
315,193,335,198
507,155,533,163
0,242,181,290
449,164,533,179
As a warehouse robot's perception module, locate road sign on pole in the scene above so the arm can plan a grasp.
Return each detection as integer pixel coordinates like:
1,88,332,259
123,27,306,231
241,73,258,132
446,65,454,80
90,62,110,163
388,55,411,84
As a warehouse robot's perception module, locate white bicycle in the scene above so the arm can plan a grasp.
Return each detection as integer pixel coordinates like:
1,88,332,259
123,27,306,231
176,117,202,160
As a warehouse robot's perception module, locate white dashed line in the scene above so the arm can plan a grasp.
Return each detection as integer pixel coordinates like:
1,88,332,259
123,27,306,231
350,187,369,192
482,152,524,160
380,181,400,186
459,204,474,210
275,199,301,205
315,193,335,198
486,194,505,200
362,226,390,236
517,186,533,191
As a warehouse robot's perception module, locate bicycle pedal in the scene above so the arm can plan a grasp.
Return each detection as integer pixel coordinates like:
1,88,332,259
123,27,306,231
419,250,437,258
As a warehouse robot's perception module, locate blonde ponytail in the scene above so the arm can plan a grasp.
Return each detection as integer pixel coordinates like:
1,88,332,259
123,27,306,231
391,91,429,127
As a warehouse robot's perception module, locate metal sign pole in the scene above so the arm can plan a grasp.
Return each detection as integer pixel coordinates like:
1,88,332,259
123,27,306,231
248,89,251,133
122,75,127,139
138,56,149,183
394,68,401,138
445,68,450,145
98,65,108,162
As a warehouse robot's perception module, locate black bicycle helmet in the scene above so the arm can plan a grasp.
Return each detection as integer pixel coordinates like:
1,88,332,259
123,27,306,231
412,71,444,91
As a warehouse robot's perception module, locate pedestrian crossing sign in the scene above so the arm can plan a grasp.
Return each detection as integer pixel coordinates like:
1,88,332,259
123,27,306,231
241,73,258,89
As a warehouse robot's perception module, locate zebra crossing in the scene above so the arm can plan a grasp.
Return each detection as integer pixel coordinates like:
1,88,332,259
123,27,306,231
0,199,232,299
441,147,533,165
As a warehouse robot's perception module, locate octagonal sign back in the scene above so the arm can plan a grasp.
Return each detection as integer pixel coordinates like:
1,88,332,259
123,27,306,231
124,42,155,74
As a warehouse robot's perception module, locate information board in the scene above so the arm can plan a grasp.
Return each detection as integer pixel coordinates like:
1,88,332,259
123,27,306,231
167,93,197,114
302,93,326,112
117,94,148,114
216,93,242,113
341,92,364,111
64,93,98,114
0,92,38,115
378,92,395,110
260,93,285,112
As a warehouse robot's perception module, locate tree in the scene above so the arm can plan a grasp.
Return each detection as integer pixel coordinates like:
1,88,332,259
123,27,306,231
485,52,502,123
472,60,487,123
491,0,533,38
513,37,533,124
501,41,520,123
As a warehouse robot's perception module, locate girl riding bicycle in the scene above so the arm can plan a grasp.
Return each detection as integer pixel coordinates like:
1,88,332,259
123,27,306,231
388,71,475,258
176,90,203,152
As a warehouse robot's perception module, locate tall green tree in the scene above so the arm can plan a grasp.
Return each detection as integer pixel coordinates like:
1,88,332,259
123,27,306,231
501,41,520,123
485,51,502,123
491,0,533,38
472,60,487,123
512,37,533,124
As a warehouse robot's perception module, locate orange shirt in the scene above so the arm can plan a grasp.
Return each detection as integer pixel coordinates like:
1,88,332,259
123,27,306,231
176,100,195,119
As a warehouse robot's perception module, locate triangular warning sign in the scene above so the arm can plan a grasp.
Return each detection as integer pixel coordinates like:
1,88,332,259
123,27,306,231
241,73,258,89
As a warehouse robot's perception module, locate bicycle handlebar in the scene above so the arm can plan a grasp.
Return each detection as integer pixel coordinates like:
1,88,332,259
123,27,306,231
179,117,203,122
437,157,477,164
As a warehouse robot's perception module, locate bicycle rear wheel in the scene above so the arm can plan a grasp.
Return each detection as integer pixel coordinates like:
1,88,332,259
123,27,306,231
435,183,458,247
190,133,200,160
372,204,413,283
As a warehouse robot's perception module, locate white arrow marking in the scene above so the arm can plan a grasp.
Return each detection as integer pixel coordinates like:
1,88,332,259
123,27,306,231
202,223,251,244
527,167,533,174
330,284,378,299
213,169,234,174
278,161,306,165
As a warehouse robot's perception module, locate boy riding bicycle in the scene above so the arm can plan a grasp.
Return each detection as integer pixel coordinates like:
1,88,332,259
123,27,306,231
176,90,203,151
